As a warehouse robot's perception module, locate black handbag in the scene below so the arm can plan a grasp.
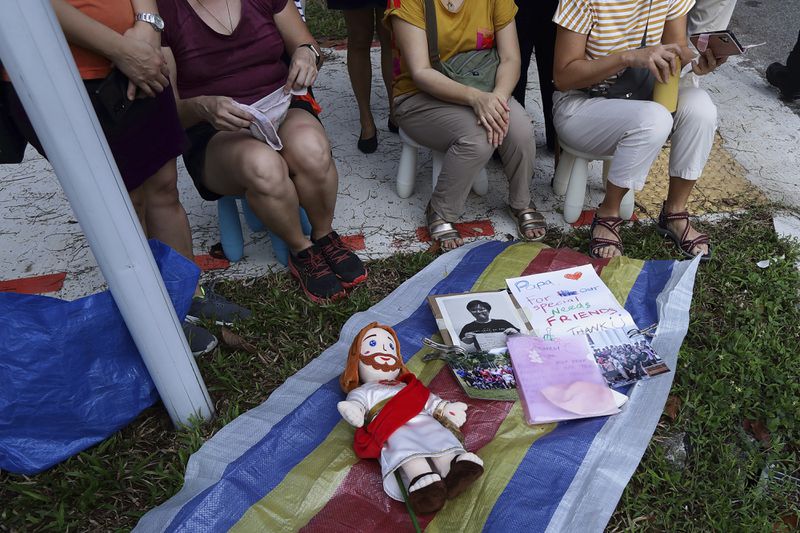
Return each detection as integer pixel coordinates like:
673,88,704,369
588,0,655,101
0,62,27,164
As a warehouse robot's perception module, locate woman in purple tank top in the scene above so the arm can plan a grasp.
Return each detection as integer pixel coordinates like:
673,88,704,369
158,0,367,304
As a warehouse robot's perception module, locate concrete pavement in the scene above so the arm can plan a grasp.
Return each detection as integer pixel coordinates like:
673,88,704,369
1,44,798,300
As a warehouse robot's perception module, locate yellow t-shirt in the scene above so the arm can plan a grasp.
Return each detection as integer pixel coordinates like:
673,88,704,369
385,0,518,99
553,0,694,60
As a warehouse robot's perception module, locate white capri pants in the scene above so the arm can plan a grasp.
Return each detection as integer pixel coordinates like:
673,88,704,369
552,86,717,191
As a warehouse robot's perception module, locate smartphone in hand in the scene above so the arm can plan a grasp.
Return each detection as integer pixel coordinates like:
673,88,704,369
690,30,746,59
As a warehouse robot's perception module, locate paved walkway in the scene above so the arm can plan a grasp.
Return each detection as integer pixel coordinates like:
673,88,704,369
1,49,798,299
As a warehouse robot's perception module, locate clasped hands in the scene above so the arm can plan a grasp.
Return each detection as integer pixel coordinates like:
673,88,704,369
626,43,727,83
470,90,510,147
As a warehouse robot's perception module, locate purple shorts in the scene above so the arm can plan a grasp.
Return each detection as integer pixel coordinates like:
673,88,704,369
4,79,187,191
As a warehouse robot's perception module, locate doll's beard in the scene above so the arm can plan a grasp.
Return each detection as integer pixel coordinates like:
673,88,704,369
359,353,401,373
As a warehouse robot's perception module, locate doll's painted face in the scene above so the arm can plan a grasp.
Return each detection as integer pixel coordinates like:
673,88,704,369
358,327,401,382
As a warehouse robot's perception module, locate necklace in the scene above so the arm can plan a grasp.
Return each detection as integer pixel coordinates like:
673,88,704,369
447,0,454,8
195,0,234,34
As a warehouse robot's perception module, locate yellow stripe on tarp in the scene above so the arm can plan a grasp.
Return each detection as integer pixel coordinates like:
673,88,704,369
600,256,644,309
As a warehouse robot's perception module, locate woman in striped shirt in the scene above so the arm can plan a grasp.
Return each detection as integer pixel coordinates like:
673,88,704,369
552,0,723,261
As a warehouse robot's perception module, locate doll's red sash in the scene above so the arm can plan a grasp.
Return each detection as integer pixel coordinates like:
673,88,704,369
353,373,429,459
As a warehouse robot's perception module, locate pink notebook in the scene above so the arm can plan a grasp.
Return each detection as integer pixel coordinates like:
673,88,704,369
508,335,621,424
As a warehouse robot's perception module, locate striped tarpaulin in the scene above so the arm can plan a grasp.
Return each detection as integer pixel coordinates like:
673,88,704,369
135,241,700,533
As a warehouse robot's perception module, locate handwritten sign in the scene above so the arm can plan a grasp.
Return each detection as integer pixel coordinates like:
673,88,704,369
506,265,637,338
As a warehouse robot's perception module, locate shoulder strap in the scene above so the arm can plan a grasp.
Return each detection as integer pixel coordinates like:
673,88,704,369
423,0,443,71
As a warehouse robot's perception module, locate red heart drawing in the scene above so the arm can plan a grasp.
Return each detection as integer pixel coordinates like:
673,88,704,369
564,272,583,280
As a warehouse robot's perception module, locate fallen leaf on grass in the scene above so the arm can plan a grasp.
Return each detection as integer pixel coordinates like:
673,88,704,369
220,327,258,354
663,395,681,422
774,513,798,531
742,419,771,446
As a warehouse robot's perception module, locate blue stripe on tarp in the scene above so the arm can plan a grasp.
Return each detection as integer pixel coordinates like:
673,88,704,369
484,417,607,532
483,259,676,532
166,240,513,532
622,259,674,330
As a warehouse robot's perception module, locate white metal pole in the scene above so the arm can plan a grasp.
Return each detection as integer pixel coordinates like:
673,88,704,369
0,0,214,426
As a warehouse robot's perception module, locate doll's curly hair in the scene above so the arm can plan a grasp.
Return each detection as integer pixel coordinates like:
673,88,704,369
339,322,409,393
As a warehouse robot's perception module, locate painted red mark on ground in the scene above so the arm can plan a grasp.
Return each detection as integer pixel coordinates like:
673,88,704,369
571,209,638,228
194,254,230,271
0,272,66,294
416,219,495,241
341,234,366,250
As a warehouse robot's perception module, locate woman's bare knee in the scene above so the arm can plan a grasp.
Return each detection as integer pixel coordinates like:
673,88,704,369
241,151,291,197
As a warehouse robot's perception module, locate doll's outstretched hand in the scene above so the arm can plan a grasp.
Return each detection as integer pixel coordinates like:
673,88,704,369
338,400,365,427
442,401,468,428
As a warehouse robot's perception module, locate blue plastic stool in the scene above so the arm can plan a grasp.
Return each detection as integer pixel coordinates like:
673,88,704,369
217,196,311,265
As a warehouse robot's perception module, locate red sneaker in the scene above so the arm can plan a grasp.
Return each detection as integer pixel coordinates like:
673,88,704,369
288,244,346,303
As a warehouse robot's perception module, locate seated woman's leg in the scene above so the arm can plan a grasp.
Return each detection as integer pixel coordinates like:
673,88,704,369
278,109,337,241
203,131,309,253
497,98,543,240
279,108,367,288
203,130,347,301
138,159,194,262
395,92,495,250
554,95,673,257
660,87,717,258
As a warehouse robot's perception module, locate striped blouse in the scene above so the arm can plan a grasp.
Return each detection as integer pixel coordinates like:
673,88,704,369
553,0,694,60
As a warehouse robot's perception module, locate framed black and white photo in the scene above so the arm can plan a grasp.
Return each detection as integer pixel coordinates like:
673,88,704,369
428,290,531,352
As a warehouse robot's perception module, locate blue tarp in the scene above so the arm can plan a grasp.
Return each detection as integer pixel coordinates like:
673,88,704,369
0,240,199,474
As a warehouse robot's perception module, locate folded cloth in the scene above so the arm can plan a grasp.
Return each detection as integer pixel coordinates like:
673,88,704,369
233,87,308,150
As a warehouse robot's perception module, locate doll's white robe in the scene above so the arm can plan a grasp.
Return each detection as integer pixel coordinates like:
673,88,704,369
346,380,465,501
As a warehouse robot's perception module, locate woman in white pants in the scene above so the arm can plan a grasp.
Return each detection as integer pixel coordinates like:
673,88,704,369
552,0,725,260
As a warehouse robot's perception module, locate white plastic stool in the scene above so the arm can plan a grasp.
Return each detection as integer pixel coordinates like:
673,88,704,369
396,128,489,199
552,142,634,224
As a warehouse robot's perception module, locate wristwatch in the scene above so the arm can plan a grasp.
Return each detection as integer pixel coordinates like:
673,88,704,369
297,43,322,69
135,12,165,32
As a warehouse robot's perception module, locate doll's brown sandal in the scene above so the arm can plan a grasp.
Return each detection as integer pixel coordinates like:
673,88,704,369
444,455,484,500
407,472,448,514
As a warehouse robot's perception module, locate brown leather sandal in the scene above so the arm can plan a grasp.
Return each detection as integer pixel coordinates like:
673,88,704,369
656,202,712,261
509,205,547,242
588,214,624,258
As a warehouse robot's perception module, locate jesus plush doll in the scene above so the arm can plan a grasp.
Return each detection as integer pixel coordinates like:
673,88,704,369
338,322,484,515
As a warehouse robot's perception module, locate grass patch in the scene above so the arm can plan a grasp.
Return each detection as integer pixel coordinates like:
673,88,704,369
1,208,798,531
306,0,347,42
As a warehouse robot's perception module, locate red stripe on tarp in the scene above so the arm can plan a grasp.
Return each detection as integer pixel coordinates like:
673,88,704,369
520,247,608,277
341,234,366,251
0,272,66,294
300,366,513,531
194,254,230,271
416,220,495,242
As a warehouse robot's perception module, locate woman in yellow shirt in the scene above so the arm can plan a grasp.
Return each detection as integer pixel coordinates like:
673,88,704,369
386,0,545,251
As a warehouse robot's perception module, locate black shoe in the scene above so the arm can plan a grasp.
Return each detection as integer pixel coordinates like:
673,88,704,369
288,244,346,303
313,231,368,289
182,322,218,357
357,132,378,154
387,118,399,134
766,62,800,100
187,285,251,326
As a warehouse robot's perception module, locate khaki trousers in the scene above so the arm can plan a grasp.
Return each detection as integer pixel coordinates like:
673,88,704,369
394,92,536,222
